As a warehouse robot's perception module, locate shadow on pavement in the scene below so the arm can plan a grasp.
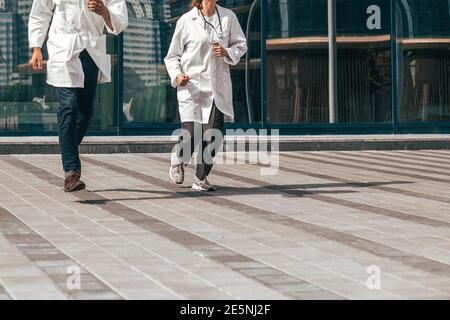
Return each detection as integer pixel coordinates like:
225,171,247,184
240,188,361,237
80,180,412,205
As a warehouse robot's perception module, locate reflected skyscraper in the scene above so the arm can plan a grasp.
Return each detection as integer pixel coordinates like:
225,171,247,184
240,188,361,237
0,0,33,87
0,0,13,11
124,0,170,91
16,0,33,65
0,2,17,87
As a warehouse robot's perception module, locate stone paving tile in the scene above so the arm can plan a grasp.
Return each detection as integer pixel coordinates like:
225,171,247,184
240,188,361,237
0,151,449,300
0,233,66,300
13,156,339,300
107,155,450,292
0,206,122,300
338,151,450,173
279,150,442,191
415,150,450,158
266,157,450,245
0,174,233,300
0,290,10,300
311,152,450,178
284,152,450,184
84,158,380,286
363,151,450,166
257,157,450,227
145,155,450,296
173,165,450,268
2,157,289,300
214,156,450,237
0,178,179,300
78,155,433,299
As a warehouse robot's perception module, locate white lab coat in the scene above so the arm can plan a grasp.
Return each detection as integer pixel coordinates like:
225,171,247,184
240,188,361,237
28,0,128,88
164,5,247,124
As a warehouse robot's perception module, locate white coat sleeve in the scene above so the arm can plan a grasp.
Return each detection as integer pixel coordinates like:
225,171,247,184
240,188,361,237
105,0,129,35
224,13,248,66
28,0,55,48
164,18,185,88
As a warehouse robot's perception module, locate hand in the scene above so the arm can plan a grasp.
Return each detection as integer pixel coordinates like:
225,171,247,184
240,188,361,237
29,48,43,71
176,73,190,87
87,0,108,16
88,0,114,31
212,43,229,58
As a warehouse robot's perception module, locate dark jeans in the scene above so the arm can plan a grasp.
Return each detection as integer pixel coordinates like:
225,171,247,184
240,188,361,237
176,103,225,180
56,50,99,172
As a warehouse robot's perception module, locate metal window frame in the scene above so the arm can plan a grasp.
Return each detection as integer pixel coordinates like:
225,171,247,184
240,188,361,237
261,0,268,130
391,0,399,133
117,32,125,136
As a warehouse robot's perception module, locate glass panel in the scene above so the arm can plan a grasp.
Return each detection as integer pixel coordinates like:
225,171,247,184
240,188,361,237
267,0,391,124
122,0,261,127
266,0,329,123
336,0,392,123
397,0,450,122
122,1,173,124
0,2,118,133
232,0,261,124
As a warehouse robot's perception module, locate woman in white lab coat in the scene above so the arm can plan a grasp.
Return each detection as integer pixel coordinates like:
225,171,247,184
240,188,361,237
165,0,247,192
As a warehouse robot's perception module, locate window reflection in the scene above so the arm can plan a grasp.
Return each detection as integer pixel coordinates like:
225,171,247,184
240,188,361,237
397,0,450,122
336,0,391,124
0,1,118,133
123,0,261,126
267,0,391,124
1,0,449,133
122,0,172,124
267,0,329,123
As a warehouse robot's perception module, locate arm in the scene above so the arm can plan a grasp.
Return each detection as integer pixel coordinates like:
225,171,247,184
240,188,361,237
223,13,248,66
164,19,187,88
104,0,128,35
28,0,54,49
88,0,128,35
28,0,54,70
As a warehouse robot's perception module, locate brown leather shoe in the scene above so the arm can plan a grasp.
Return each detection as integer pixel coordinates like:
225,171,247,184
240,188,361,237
64,170,86,192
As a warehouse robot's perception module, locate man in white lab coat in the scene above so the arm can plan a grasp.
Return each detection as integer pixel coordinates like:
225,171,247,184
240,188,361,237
28,0,128,192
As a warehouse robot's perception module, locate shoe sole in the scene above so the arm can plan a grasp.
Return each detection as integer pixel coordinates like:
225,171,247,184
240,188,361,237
65,181,86,193
192,183,216,192
169,167,184,185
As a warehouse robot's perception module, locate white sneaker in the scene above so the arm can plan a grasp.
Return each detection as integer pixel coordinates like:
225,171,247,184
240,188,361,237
169,164,184,184
192,177,216,192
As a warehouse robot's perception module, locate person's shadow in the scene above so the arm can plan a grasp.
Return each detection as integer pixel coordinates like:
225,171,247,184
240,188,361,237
79,180,412,205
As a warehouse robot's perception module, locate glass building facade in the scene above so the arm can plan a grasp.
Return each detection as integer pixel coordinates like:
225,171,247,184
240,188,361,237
0,0,449,135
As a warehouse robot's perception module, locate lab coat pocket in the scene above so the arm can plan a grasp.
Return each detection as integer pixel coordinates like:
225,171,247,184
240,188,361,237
96,34,107,52
177,79,200,103
47,33,77,62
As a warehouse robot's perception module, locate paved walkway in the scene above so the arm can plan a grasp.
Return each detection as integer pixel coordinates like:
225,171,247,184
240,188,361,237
1,150,450,300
